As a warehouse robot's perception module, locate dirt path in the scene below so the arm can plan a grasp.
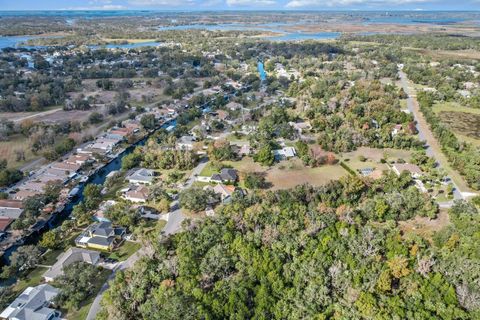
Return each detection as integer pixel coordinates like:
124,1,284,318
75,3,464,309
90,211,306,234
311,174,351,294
398,70,475,196
7,108,62,123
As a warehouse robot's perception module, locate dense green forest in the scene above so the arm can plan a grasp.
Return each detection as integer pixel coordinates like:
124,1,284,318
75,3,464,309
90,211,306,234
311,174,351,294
99,173,480,319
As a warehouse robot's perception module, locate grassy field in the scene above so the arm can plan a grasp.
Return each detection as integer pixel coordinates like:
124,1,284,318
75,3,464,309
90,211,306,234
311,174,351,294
0,134,40,169
433,102,480,115
223,157,347,190
341,147,412,167
41,249,64,265
199,162,220,177
266,159,347,190
433,102,480,142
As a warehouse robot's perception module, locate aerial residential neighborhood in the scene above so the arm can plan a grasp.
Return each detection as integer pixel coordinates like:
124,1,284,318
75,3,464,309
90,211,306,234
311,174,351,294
0,6,478,320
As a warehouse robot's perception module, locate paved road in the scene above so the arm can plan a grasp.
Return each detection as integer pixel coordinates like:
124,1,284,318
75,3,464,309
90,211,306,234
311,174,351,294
86,158,209,319
162,158,209,235
19,157,44,172
398,70,465,201
86,246,145,320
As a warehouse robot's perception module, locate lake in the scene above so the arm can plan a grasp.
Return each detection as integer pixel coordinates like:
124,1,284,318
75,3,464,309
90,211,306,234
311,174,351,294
0,36,34,49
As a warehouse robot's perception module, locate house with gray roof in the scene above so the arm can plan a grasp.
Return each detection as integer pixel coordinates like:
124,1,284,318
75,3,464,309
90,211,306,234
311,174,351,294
126,168,155,185
75,221,125,251
211,168,238,184
43,247,101,282
0,284,61,320
0,200,24,220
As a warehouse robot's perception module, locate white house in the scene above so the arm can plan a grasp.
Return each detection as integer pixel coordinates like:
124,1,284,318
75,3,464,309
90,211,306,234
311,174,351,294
126,168,155,185
392,163,423,179
273,147,297,160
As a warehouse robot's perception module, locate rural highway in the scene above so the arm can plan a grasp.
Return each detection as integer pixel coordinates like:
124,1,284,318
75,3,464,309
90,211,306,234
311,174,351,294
398,69,467,202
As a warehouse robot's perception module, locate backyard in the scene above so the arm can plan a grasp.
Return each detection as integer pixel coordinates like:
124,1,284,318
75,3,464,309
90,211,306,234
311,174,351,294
108,240,141,261
60,268,112,320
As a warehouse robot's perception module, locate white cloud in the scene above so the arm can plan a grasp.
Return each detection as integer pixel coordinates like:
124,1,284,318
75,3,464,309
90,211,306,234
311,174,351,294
201,0,224,6
63,4,127,10
88,0,113,4
226,0,277,6
286,0,429,8
127,0,196,5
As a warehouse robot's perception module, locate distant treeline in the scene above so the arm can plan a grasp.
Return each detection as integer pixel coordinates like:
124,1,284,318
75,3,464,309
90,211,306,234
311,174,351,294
343,34,480,51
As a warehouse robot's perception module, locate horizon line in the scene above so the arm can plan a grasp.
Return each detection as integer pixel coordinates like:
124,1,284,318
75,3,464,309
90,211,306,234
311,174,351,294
1,9,480,12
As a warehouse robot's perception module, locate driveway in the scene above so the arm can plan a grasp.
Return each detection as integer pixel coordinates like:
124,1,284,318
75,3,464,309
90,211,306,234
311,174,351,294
86,249,145,320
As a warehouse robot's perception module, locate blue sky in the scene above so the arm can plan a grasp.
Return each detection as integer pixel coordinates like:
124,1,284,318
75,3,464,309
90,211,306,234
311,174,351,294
0,0,479,11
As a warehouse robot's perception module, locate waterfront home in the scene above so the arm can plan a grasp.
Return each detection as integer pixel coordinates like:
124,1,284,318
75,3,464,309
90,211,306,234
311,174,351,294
90,137,120,153
11,189,41,201
0,200,24,220
0,284,61,320
0,217,13,235
51,161,82,173
94,200,116,222
126,168,155,185
211,168,238,184
123,185,150,203
392,163,423,179
43,247,101,282
176,135,196,150
75,221,125,251
273,147,297,160
65,154,91,166
104,132,126,141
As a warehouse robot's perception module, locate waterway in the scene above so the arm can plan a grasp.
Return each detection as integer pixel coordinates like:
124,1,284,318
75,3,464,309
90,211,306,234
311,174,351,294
257,61,267,81
0,118,176,264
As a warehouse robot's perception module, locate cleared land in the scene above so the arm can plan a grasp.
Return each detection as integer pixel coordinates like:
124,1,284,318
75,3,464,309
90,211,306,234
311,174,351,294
224,157,347,190
433,102,480,141
0,134,40,169
399,209,450,243
341,147,413,171
266,159,346,190
438,111,480,140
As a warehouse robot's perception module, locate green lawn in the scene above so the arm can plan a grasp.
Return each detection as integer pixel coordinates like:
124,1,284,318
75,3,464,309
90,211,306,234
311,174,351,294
41,249,64,265
199,162,218,177
12,266,48,295
108,241,141,261
61,268,111,320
